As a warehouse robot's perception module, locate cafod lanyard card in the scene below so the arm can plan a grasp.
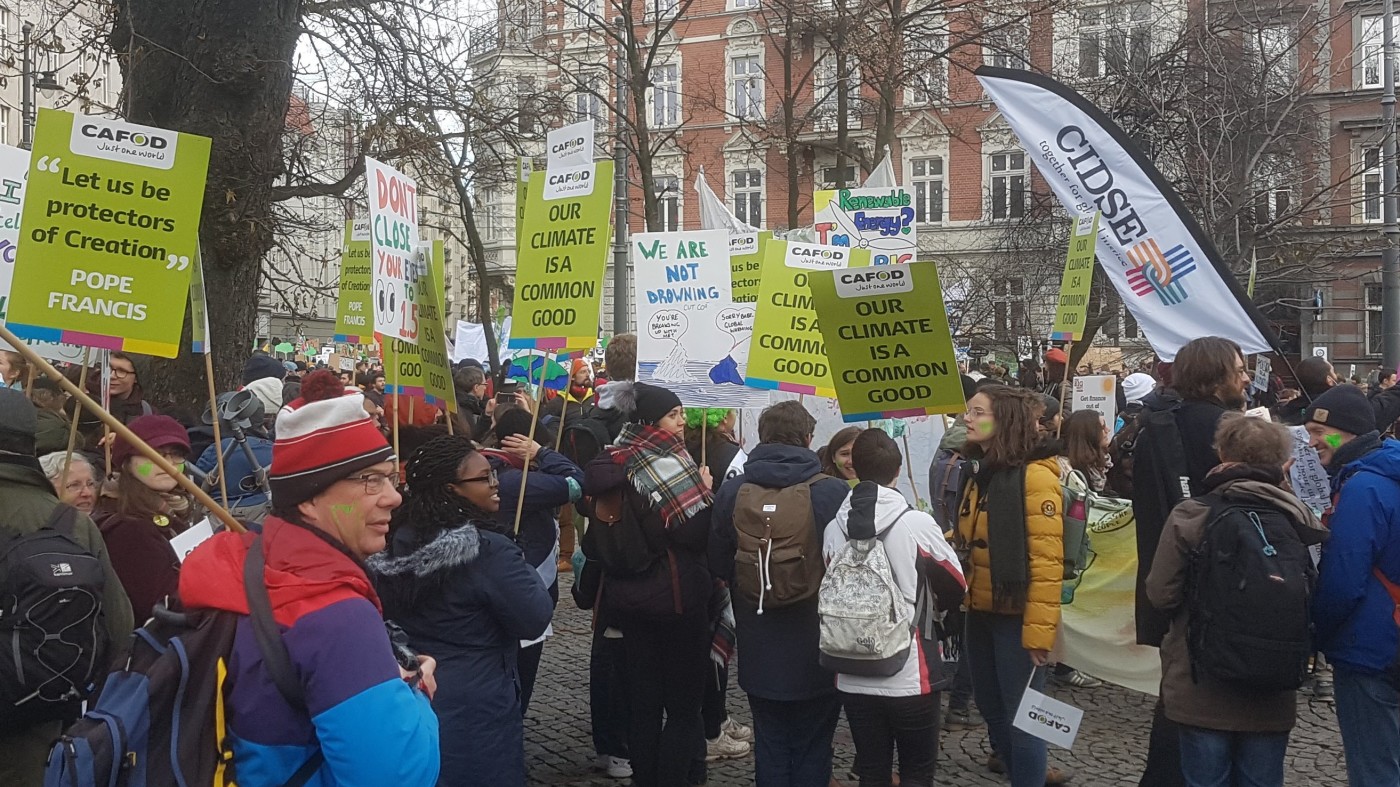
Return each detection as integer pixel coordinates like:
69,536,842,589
334,219,372,342
807,260,964,421
1013,679,1084,750
509,160,615,352
745,240,869,398
1050,211,1101,342
7,109,212,358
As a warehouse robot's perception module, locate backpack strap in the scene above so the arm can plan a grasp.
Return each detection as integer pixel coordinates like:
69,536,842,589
853,506,915,543
1375,567,1400,626
45,503,78,535
243,536,325,786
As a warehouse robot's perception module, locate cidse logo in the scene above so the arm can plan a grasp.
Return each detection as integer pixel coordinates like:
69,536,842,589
80,125,170,149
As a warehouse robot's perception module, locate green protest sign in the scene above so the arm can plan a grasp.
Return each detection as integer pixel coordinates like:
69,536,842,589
728,230,769,305
1049,212,1100,341
745,240,869,398
384,240,457,412
7,109,211,358
509,160,614,351
334,218,372,342
808,261,964,421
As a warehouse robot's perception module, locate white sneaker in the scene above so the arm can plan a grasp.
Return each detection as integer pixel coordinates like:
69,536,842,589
720,717,753,742
594,755,632,779
706,732,751,762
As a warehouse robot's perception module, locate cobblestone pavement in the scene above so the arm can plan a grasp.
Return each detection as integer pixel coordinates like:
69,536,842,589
525,577,1346,785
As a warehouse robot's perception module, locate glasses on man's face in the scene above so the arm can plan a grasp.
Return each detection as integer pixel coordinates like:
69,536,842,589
110,366,135,379
453,468,499,487
346,470,401,495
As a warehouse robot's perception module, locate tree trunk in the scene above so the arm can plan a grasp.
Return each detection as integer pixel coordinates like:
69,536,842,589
110,0,302,407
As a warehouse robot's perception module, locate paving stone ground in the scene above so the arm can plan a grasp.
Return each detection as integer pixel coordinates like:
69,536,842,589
524,576,1346,785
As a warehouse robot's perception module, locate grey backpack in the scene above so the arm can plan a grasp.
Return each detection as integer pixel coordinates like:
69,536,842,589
817,508,914,677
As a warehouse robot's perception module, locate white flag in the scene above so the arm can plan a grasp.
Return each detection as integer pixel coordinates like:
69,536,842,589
976,67,1275,361
694,168,756,234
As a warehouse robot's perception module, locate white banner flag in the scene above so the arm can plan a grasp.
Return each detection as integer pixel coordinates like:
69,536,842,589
976,67,1275,361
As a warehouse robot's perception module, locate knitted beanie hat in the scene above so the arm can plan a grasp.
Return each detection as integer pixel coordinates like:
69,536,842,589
1305,384,1376,437
633,382,683,425
270,370,394,508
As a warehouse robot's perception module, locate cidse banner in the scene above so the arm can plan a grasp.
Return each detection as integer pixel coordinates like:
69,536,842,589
976,67,1276,361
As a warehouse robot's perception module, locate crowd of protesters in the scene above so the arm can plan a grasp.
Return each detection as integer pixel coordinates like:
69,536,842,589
0,333,1397,787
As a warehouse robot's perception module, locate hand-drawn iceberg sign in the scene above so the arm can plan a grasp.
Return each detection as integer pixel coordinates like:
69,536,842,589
711,305,755,384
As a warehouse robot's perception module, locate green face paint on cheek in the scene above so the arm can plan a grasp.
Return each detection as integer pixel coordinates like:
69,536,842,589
330,504,360,528
977,421,995,435
135,460,155,477
1325,433,1343,450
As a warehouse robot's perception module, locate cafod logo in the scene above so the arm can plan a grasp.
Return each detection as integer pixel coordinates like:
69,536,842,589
835,266,913,298
68,116,179,170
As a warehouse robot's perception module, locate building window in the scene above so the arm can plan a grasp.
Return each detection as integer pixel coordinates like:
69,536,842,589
984,21,1028,69
732,0,759,8
732,55,763,120
1248,25,1295,90
1368,283,1385,355
0,107,10,146
573,82,603,128
650,62,680,127
1362,15,1400,89
733,169,762,227
1077,3,1151,79
1365,147,1383,224
911,157,943,224
655,175,680,231
814,52,861,131
0,8,10,60
1255,154,1292,223
819,164,856,190
993,277,1025,341
649,0,680,22
904,26,946,104
574,0,599,27
989,151,1027,220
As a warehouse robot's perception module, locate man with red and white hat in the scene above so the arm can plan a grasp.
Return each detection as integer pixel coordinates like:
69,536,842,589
180,370,440,786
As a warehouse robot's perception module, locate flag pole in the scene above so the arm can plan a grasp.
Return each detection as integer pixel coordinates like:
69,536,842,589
513,352,550,535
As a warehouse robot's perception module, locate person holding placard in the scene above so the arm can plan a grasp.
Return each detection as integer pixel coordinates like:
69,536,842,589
956,386,1069,787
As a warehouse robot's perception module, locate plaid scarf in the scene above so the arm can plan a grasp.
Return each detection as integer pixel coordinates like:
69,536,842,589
611,423,713,529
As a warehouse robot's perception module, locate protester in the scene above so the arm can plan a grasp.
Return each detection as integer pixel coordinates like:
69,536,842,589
0,390,133,786
825,429,966,787
1303,384,1400,785
818,426,861,484
592,333,639,437
454,364,493,440
241,353,287,419
180,369,441,786
38,450,99,514
1147,414,1326,787
92,414,192,621
685,407,747,492
1132,336,1250,787
544,358,596,424
0,349,27,390
708,400,850,786
956,385,1069,787
582,381,714,787
103,352,155,426
1061,409,1113,495
1276,356,1336,425
28,376,71,454
1039,347,1069,402
195,392,274,514
1108,372,1157,497
371,434,553,786
484,406,583,715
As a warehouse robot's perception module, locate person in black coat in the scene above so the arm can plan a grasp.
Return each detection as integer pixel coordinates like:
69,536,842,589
370,436,553,787
709,401,851,787
484,407,584,715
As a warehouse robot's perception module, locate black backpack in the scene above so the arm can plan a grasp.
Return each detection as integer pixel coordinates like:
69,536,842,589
561,417,615,471
44,536,324,787
1186,496,1314,692
0,504,109,732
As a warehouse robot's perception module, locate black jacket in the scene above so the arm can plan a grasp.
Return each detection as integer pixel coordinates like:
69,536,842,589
709,443,851,701
1132,392,1230,647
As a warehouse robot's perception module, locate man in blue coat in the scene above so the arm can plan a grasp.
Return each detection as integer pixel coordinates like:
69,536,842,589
709,401,851,787
1305,384,1400,786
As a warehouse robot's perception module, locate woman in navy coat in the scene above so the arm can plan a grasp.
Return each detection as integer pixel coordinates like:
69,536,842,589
371,435,553,786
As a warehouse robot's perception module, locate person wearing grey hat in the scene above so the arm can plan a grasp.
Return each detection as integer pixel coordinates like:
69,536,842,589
0,388,133,786
1305,383,1400,785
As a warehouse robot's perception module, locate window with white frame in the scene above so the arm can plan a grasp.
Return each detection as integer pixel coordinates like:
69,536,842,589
1255,154,1292,223
911,157,943,224
732,0,759,8
0,107,9,146
1361,15,1400,89
814,52,861,130
1369,283,1385,355
573,79,604,128
650,62,680,127
573,0,600,27
655,175,681,231
733,169,762,227
819,164,856,189
1077,2,1151,79
904,25,946,104
1248,25,1295,90
649,0,680,22
732,55,763,119
0,8,10,60
1364,147,1383,223
993,277,1025,341
988,150,1027,220
983,20,1028,69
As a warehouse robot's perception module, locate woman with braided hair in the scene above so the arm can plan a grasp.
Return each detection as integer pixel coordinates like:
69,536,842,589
369,435,553,787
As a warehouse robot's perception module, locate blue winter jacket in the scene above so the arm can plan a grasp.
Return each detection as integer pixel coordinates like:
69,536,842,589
485,447,584,570
1314,439,1400,674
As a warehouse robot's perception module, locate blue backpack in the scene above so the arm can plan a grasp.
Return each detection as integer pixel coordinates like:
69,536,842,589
44,536,323,787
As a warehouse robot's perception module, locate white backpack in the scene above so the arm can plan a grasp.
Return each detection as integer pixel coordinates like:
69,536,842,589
817,509,914,677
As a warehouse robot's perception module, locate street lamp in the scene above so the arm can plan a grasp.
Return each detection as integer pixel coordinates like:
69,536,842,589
20,22,62,150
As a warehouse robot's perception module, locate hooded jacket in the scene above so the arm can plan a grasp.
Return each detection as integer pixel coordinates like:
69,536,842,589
709,442,851,701
824,482,966,696
956,453,1064,651
1147,469,1328,732
591,380,635,442
1314,439,1400,674
179,518,440,787
369,522,552,786
484,446,584,572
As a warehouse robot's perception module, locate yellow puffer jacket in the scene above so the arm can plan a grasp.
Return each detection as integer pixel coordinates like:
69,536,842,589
956,457,1064,651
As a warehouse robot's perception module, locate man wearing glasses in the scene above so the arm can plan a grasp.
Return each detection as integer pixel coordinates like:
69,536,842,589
180,369,441,787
